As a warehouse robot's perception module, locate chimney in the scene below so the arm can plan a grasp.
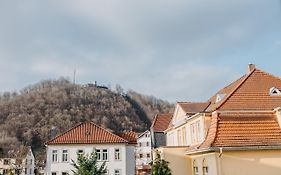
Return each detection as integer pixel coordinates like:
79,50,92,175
247,63,255,74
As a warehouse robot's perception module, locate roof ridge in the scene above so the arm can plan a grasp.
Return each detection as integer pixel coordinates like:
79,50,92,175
47,121,128,145
214,68,256,111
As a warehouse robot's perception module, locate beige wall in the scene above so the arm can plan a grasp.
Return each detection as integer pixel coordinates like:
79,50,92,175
190,152,218,175
190,150,281,175
155,147,191,175
218,150,281,175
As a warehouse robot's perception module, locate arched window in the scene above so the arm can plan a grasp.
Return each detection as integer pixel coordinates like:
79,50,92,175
193,160,199,175
202,159,209,175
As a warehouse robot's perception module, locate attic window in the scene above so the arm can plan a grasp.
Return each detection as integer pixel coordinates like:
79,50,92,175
215,94,226,103
269,87,281,96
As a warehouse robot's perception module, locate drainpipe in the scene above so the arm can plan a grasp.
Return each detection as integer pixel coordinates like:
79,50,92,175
218,147,223,175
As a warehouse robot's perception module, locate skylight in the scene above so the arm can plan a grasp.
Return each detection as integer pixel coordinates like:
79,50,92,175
269,87,281,96
215,94,226,103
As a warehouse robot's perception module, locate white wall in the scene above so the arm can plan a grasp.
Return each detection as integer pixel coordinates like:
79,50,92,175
136,131,152,167
46,144,133,175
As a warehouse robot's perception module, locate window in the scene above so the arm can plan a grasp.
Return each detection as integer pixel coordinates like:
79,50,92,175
269,87,281,96
30,159,33,165
62,172,69,175
29,168,32,174
193,160,199,175
3,159,10,165
190,124,196,144
62,150,68,162
115,148,121,160
215,94,226,103
96,149,101,161
177,129,182,145
146,142,150,146
203,159,209,175
77,149,84,155
147,153,150,158
182,127,186,145
51,172,57,175
52,150,58,162
139,142,142,147
196,121,201,142
139,154,143,158
114,169,121,175
102,149,108,161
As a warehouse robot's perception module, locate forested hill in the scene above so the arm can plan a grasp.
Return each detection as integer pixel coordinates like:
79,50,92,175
0,78,172,159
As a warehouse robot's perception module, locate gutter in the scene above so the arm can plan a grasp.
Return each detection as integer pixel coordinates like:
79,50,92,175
185,145,281,155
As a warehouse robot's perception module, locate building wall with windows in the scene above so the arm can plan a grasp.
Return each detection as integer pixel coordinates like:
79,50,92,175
135,130,152,172
46,144,129,175
0,148,35,175
166,113,207,147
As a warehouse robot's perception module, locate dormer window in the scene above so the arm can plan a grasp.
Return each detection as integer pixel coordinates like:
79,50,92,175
215,94,226,103
269,87,281,96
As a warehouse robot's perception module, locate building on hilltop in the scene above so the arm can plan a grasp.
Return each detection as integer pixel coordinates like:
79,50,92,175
45,122,136,175
155,64,281,175
0,147,35,175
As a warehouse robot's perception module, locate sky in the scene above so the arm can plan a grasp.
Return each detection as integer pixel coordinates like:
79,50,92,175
0,1,280,102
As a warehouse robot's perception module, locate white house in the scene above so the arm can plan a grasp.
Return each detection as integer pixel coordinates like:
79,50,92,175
45,122,136,175
135,130,152,175
0,147,35,175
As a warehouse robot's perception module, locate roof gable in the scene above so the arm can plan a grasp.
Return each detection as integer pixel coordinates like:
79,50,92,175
47,122,128,145
207,68,281,111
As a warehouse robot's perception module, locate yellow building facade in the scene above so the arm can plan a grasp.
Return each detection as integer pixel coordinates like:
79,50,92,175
155,65,281,175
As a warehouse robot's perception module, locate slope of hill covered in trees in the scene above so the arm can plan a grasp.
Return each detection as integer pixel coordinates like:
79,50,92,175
0,78,172,160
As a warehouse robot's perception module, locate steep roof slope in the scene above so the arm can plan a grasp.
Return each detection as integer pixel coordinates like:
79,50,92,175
151,113,173,132
47,122,128,145
200,112,281,148
206,68,281,111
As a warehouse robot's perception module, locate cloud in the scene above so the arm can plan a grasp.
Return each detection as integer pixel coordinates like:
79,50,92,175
0,1,280,101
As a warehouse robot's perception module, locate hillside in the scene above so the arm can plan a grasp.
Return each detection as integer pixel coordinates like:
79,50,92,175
0,78,172,161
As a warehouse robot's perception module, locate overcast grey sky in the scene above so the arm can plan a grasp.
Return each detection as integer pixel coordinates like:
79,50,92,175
0,1,280,102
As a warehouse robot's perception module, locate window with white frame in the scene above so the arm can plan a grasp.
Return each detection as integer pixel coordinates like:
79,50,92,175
202,159,209,175
96,149,101,161
51,172,57,175
62,150,68,162
52,150,58,162
77,149,84,155
182,127,186,145
191,123,196,144
193,160,199,175
102,149,108,161
196,120,201,142
115,148,121,160
114,169,121,175
177,129,182,146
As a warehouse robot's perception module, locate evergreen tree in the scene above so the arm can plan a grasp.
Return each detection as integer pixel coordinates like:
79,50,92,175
71,150,107,175
150,152,172,175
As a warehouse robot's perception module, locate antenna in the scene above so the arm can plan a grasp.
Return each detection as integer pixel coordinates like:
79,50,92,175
73,69,76,84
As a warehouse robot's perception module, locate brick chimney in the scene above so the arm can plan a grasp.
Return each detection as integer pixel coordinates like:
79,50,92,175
247,63,255,74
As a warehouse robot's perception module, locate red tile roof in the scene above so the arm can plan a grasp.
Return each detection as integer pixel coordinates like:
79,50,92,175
200,112,281,148
151,113,173,132
47,122,128,145
206,68,281,111
116,131,137,144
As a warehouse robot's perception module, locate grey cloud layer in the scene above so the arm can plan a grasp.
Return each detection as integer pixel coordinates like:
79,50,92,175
0,1,280,101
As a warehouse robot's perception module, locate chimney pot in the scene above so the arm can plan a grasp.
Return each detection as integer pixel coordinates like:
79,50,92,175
247,63,255,74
